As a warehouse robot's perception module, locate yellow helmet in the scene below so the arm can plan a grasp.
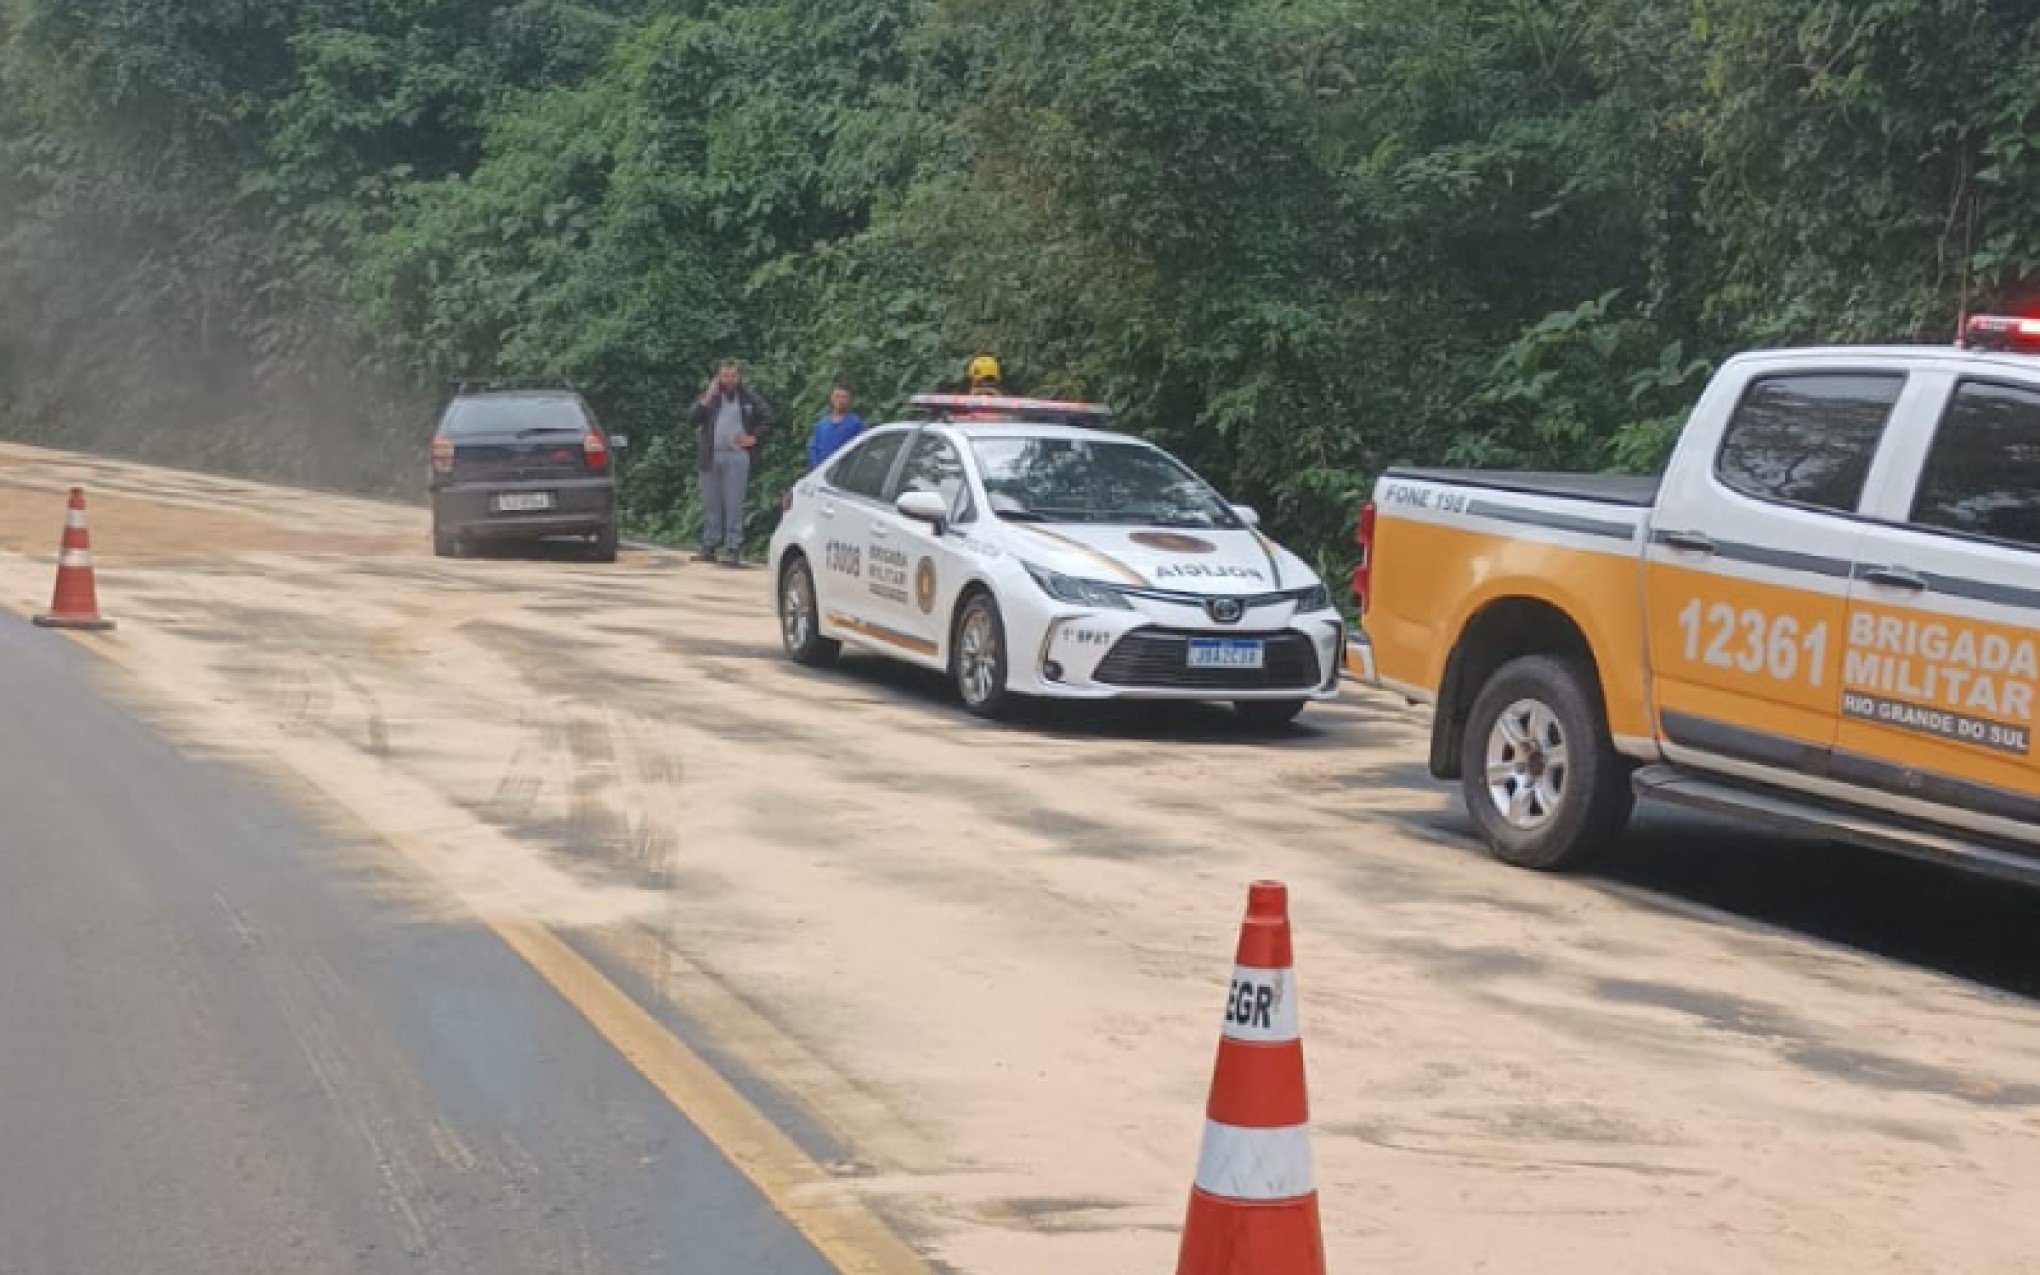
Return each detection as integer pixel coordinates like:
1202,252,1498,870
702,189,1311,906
967,354,1002,389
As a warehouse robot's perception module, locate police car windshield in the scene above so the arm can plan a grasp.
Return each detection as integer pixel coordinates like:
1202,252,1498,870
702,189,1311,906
971,436,1240,529
442,395,588,438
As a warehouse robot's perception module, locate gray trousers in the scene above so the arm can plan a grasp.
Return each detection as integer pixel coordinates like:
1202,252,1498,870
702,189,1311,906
700,450,751,552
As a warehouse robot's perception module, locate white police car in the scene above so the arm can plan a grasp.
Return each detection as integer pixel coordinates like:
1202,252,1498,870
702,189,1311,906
768,394,1343,724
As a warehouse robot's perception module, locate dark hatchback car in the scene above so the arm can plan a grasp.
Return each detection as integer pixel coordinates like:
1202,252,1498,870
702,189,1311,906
428,387,624,561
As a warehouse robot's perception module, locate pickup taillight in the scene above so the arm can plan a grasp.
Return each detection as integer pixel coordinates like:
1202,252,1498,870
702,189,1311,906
582,429,610,472
430,436,454,475
1352,499,1377,615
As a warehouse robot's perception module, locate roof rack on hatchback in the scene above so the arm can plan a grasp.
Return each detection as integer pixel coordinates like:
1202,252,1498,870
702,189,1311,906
448,375,581,397
904,393,1113,426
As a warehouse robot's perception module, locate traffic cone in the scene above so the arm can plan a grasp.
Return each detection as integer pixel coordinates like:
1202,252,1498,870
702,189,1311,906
1177,880,1325,1275
33,487,115,631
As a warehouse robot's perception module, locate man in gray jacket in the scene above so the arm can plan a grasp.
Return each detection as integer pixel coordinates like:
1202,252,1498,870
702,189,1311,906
688,360,775,565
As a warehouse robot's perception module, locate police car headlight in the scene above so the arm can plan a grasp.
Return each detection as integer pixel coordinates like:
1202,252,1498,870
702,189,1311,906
1293,582,1331,612
1025,563,1136,610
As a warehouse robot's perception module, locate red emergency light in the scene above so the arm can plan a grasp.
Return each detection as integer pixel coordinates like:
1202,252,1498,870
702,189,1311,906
1961,314,2040,353
1352,499,1377,615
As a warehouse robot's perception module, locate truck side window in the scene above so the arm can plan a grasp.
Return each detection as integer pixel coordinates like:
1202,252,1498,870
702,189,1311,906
1715,373,1904,513
1910,380,2040,550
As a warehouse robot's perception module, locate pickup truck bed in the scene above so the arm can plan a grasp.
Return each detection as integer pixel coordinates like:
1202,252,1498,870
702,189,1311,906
1384,467,1662,508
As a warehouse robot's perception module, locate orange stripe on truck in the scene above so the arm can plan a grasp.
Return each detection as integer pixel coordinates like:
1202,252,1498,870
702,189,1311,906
1369,514,1653,741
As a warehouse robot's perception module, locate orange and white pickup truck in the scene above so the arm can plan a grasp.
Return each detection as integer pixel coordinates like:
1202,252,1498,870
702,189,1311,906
1349,316,2040,884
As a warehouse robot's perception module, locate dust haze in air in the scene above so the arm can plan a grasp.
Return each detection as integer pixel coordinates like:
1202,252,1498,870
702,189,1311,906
0,189,428,500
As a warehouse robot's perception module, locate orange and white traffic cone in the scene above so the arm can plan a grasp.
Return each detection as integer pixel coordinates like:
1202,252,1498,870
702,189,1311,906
1177,880,1325,1275
33,487,114,631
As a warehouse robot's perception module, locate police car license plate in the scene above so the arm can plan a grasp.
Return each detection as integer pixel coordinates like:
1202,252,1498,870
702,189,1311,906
1188,638,1265,670
494,492,555,513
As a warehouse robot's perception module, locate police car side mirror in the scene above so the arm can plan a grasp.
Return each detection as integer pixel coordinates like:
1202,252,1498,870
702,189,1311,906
896,490,948,530
1232,504,1261,528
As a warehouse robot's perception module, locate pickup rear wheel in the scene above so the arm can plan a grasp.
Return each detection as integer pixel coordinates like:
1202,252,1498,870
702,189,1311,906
1460,655,1632,871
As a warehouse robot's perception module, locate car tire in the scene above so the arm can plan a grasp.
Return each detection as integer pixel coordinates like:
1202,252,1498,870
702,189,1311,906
778,555,840,667
1233,698,1307,729
433,526,461,558
589,522,619,563
952,591,1013,720
1459,654,1632,871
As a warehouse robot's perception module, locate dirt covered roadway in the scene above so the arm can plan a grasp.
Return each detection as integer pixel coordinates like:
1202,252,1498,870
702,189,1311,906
2,439,2037,1275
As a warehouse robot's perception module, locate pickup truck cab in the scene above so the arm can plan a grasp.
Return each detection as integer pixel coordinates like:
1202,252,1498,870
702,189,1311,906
1351,317,2040,885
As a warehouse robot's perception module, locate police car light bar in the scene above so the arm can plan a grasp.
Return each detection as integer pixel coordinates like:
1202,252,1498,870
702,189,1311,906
905,393,1113,425
1961,314,2040,353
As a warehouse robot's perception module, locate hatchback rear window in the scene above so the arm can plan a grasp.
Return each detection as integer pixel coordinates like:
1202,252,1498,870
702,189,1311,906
441,396,589,437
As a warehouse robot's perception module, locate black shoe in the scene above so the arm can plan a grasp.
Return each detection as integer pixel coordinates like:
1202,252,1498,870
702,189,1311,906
718,551,745,568
691,550,717,564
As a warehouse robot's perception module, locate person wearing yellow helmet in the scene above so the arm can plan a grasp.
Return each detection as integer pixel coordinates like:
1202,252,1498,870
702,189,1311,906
967,354,1003,396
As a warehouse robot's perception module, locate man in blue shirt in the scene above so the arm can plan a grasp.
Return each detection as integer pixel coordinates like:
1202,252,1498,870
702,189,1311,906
806,386,865,470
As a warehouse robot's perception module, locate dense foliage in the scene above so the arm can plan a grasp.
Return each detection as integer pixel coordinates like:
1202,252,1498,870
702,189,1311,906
3,0,2037,567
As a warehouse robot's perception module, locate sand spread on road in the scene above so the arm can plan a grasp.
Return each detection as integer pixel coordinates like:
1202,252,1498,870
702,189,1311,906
3,440,2036,1274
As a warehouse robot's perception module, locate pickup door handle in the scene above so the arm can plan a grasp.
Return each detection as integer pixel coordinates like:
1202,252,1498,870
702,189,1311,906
1661,530,1716,556
819,502,837,518
870,523,890,539
1862,565,1927,593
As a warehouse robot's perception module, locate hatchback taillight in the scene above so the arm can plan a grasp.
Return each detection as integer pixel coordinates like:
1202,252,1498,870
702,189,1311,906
1352,499,1377,615
431,436,454,475
583,429,609,471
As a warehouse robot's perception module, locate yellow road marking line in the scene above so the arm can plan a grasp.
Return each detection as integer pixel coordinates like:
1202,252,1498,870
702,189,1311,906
491,921,935,1275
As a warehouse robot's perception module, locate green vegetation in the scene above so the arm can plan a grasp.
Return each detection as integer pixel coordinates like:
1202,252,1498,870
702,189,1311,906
2,0,2037,566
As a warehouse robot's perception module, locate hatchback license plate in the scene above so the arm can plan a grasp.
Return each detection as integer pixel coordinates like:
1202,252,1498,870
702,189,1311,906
494,492,556,513
1188,638,1265,670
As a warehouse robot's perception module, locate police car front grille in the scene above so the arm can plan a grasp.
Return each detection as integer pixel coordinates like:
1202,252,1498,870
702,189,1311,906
1094,629,1321,691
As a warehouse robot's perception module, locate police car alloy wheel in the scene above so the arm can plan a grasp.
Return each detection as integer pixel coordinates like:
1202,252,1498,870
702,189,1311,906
779,556,839,667
1459,655,1631,872
954,593,1012,718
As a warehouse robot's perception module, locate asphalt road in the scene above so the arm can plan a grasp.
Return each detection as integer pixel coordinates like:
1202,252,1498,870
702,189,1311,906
0,616,837,1275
